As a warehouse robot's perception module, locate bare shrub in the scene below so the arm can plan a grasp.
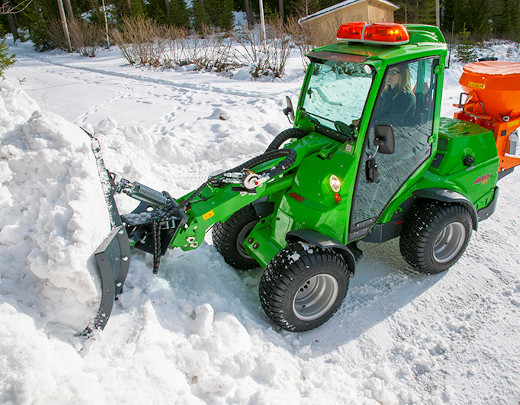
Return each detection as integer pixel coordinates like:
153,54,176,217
112,16,166,67
162,27,189,68
264,19,292,77
235,20,292,79
164,27,239,72
45,19,70,52
195,27,237,72
69,20,104,57
285,17,312,71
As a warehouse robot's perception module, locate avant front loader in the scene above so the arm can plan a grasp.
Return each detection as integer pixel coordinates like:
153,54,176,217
84,22,520,336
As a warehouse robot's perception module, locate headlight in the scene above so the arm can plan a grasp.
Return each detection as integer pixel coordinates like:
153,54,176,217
329,175,341,192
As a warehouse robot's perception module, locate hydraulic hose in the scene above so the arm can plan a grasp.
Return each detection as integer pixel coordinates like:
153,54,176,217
266,128,306,151
180,129,306,209
225,148,296,178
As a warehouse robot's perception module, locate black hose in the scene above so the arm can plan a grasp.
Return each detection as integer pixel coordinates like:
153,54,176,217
180,131,303,208
225,148,296,177
266,128,306,151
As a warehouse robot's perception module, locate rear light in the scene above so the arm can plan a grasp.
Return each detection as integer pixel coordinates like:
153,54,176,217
336,22,409,46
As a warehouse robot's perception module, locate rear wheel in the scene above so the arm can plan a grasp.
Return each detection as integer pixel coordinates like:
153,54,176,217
212,205,259,270
400,201,473,274
259,243,350,332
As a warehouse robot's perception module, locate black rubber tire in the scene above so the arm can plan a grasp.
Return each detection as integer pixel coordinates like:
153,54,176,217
212,205,260,270
259,243,350,332
400,201,473,274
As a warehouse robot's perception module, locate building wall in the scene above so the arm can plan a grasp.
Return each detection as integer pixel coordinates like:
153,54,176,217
303,1,396,46
367,0,395,24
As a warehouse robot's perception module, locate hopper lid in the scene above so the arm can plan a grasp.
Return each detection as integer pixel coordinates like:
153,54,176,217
463,61,520,77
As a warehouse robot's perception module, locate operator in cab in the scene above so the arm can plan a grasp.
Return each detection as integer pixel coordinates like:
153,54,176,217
374,64,416,126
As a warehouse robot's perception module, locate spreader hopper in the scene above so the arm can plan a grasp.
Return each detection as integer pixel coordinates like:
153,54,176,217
455,61,520,173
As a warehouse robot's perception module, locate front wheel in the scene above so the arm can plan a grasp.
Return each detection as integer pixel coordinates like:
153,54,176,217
212,205,260,270
400,201,473,274
259,243,350,332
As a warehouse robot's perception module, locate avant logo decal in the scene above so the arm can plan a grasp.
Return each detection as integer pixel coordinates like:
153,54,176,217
474,174,490,185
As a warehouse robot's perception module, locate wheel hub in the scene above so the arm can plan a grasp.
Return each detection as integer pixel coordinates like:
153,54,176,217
236,221,257,259
293,274,339,321
433,222,466,263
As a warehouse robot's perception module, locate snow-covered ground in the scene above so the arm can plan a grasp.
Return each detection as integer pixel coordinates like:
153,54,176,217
1,37,520,404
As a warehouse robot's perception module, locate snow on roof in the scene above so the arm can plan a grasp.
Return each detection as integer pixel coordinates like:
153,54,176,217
298,0,399,25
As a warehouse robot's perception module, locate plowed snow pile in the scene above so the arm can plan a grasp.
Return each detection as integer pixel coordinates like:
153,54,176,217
0,80,108,331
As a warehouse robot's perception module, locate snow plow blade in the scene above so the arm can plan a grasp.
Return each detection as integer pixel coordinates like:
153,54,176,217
81,224,130,337
82,128,131,337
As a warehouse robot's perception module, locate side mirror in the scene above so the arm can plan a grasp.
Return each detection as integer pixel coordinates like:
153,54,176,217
283,96,295,123
374,125,395,155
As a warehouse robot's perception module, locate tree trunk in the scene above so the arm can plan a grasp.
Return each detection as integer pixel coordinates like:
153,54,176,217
2,0,19,42
7,12,19,42
244,0,253,27
63,0,73,21
164,0,170,17
436,0,440,28
57,0,72,52
279,0,284,21
259,0,266,47
102,0,110,48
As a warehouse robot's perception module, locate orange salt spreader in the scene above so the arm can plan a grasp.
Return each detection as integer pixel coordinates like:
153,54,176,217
454,61,520,174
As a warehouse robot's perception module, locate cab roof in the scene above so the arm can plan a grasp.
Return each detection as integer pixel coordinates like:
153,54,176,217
311,24,447,63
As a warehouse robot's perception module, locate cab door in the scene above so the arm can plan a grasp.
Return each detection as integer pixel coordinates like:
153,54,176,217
349,57,439,240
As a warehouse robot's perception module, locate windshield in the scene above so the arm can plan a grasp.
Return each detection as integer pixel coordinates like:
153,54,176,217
301,60,373,132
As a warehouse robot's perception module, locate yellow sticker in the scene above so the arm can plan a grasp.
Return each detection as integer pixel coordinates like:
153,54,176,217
507,119,520,128
203,210,215,221
467,81,485,89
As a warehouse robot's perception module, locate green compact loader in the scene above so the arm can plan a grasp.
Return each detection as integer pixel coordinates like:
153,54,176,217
85,22,520,335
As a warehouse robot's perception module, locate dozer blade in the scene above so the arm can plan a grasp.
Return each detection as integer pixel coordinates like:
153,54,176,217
81,224,130,337
81,128,131,337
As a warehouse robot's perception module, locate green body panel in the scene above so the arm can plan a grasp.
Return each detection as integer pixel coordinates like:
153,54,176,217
169,24,501,269
423,117,499,207
377,118,499,225
169,133,339,251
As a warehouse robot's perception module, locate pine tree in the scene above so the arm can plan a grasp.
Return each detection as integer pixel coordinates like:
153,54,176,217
193,0,233,31
192,0,210,32
456,23,477,63
0,38,15,76
465,0,491,35
169,0,189,29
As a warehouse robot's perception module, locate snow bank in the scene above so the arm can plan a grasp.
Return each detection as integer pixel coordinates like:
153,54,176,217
0,79,109,331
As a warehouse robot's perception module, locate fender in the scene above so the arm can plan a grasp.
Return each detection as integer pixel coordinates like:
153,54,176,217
413,188,478,230
286,229,357,276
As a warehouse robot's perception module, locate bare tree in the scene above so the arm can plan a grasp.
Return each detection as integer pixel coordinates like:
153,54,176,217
244,0,253,28
279,0,284,21
292,0,319,18
57,0,72,52
63,0,73,21
0,0,32,14
436,0,440,28
1,0,27,42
